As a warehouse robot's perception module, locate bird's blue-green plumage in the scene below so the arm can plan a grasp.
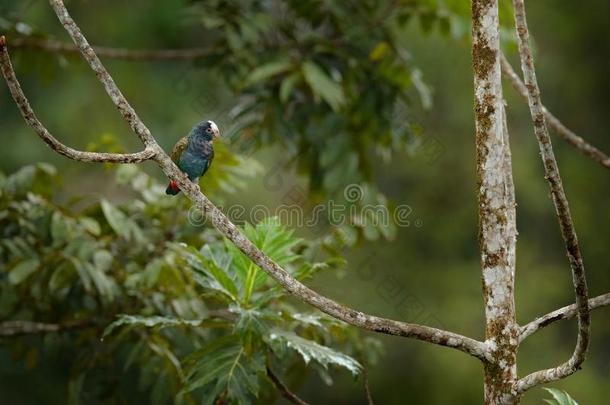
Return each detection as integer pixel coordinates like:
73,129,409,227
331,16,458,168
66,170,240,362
166,120,218,195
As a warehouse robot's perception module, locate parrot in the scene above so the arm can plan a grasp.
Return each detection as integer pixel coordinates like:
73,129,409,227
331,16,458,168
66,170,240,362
165,120,220,195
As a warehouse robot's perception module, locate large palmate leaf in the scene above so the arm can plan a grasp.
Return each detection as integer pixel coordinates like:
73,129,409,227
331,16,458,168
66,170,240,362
182,336,265,405
181,244,240,303
268,329,361,376
224,217,302,302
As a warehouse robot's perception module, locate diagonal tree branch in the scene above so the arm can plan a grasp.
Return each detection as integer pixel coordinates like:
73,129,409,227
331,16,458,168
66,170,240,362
500,54,610,169
520,292,610,343
0,0,491,362
510,0,591,394
0,37,155,164
11,37,211,60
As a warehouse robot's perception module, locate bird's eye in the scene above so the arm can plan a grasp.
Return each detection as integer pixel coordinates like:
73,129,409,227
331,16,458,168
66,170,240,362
206,128,212,133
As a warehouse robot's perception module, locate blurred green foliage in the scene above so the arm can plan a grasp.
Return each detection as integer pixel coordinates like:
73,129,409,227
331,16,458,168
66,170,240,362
0,163,379,404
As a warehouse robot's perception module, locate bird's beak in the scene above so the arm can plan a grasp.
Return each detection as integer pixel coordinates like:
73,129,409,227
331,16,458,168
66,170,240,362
213,128,220,140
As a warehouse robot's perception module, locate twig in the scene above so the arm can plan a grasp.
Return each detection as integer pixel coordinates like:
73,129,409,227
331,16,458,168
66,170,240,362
363,366,375,405
11,37,211,60
511,0,590,394
500,54,610,169
266,366,309,405
0,37,154,163
0,0,492,362
520,292,610,342
0,320,92,337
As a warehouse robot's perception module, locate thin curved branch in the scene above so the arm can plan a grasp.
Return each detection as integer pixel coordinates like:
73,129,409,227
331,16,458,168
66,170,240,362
500,54,610,169
266,366,309,405
0,37,155,163
511,0,590,394
11,37,211,60
1,0,493,361
520,292,610,343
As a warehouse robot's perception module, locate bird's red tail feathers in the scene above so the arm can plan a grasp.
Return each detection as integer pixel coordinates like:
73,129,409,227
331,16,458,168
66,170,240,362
165,180,181,195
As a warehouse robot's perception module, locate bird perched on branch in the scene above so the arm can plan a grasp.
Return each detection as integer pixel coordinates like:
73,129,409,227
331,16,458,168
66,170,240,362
166,120,219,195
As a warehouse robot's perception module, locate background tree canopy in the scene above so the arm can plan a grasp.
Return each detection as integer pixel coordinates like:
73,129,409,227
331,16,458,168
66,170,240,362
0,0,609,403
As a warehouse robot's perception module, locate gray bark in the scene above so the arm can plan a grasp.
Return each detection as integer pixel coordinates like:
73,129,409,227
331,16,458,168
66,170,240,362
471,1,519,403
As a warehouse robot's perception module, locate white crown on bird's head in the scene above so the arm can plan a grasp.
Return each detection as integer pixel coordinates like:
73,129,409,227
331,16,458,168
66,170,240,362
207,120,219,138
194,120,220,140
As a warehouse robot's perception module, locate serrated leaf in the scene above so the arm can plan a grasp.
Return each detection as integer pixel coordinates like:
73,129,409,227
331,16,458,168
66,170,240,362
291,312,323,327
182,336,264,404
184,245,239,302
268,330,361,375
224,217,302,301
103,315,203,339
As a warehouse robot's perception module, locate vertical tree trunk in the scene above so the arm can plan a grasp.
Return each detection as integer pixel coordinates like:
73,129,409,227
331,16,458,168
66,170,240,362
471,1,520,403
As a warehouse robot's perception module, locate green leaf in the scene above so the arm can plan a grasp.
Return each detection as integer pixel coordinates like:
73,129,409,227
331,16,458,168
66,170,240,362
182,336,264,404
51,211,72,242
93,250,113,273
268,330,361,375
543,388,579,405
185,245,239,302
4,163,57,197
224,217,302,300
48,261,77,295
302,61,345,111
244,59,292,87
100,199,145,242
70,258,117,302
103,315,203,339
8,258,39,285
369,42,391,61
79,217,101,236
279,72,302,102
